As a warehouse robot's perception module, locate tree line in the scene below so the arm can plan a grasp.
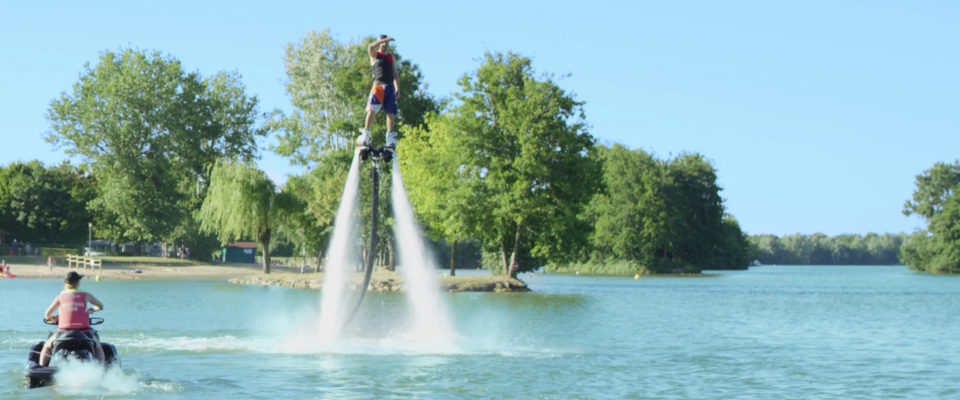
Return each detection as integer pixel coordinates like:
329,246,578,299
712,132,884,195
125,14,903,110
748,233,906,265
3,30,782,274
745,159,960,271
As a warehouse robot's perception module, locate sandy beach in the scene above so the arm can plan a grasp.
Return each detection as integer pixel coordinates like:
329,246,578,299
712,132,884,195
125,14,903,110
1,262,276,281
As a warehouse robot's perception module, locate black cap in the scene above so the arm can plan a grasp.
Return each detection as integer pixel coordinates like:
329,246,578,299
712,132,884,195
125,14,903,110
65,271,83,283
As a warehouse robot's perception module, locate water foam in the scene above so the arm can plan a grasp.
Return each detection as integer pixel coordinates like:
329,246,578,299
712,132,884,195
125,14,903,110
52,358,141,396
113,334,264,353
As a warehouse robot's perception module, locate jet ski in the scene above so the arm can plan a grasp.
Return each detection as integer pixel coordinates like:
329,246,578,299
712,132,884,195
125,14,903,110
24,317,119,388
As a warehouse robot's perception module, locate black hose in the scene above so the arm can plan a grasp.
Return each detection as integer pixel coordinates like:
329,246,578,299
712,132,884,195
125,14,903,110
344,157,380,327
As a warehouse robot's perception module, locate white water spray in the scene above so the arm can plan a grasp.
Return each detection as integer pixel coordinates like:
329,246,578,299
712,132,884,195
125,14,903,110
316,150,363,341
391,158,456,348
52,359,140,396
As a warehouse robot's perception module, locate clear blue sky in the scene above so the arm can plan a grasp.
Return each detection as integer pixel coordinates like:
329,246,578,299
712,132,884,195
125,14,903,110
2,0,957,236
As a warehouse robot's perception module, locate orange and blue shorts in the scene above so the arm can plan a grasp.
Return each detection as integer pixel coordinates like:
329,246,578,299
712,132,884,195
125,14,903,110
367,83,397,114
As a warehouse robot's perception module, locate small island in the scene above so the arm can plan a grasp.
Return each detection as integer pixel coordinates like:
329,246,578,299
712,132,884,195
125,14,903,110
229,270,529,292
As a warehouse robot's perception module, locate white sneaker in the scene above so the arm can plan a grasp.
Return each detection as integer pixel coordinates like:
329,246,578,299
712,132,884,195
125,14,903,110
385,131,398,149
356,129,371,148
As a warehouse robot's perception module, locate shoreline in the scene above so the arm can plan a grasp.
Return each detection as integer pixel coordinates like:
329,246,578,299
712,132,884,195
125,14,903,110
0,262,271,280
1,263,531,292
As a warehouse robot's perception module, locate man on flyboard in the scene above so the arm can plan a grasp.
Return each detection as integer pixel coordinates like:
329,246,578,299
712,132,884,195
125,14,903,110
357,35,399,152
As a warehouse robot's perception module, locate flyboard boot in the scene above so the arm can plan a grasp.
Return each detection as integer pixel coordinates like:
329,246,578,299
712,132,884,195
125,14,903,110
383,131,398,162
385,131,397,151
357,128,372,160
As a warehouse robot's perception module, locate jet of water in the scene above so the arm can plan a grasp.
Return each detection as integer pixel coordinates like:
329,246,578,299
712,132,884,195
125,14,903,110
316,149,364,341
391,157,456,349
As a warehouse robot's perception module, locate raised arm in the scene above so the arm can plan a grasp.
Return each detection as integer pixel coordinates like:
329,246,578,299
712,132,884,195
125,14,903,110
368,36,394,63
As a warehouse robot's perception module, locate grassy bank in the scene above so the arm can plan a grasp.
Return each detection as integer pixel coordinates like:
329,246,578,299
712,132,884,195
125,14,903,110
546,260,704,276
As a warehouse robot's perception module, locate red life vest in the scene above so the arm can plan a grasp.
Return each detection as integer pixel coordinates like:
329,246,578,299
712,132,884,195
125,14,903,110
58,290,90,329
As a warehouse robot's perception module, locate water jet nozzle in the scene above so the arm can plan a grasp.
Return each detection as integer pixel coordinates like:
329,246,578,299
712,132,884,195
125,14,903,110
362,147,394,163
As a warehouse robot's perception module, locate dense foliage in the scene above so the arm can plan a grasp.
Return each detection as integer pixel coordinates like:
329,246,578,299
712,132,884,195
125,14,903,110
402,52,600,276
749,233,905,265
900,161,960,273
574,144,750,273
45,48,263,257
0,161,95,245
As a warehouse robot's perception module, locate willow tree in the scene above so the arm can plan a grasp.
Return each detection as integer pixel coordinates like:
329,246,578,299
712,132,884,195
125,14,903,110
199,160,294,273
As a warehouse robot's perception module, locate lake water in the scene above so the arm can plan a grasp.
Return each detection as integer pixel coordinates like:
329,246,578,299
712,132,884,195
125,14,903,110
3,265,959,399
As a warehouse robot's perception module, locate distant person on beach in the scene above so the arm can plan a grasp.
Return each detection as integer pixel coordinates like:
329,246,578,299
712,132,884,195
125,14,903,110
39,271,105,366
356,35,399,151
47,255,55,271
1,259,9,276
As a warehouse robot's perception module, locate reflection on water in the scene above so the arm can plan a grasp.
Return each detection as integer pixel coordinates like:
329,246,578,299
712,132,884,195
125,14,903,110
2,266,960,398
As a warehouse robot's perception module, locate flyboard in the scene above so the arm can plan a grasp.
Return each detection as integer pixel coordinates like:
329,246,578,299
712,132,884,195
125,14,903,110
343,144,394,326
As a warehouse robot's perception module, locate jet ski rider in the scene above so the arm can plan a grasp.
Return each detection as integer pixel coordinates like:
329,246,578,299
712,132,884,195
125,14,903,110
39,271,105,367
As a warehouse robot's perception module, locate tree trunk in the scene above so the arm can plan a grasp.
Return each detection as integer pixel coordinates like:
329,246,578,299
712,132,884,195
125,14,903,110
508,222,522,278
387,239,396,271
500,240,509,276
260,227,271,274
299,244,306,274
315,250,323,273
449,239,457,277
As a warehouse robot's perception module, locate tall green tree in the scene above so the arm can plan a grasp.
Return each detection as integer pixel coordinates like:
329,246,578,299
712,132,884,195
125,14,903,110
400,112,486,275
584,144,659,264
199,160,294,273
901,160,960,273
661,153,725,267
403,52,599,276
46,48,262,250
